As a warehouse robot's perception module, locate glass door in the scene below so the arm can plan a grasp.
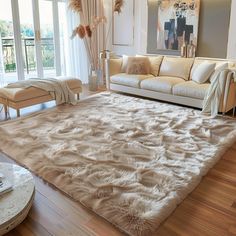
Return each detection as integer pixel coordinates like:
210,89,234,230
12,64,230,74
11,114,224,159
18,0,38,79
0,0,66,86
0,0,18,85
38,0,56,78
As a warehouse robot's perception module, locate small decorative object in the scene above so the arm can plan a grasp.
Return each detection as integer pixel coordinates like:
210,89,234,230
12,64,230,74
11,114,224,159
181,41,187,58
88,70,98,91
0,173,13,196
156,0,200,52
76,24,86,38
114,0,124,13
99,50,110,60
85,25,92,38
187,40,196,58
68,0,82,12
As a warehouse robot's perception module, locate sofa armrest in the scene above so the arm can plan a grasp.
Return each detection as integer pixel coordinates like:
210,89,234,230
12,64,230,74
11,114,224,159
221,69,235,113
105,58,122,90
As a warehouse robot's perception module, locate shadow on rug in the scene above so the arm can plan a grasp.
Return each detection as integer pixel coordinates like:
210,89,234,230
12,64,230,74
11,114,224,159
0,92,236,236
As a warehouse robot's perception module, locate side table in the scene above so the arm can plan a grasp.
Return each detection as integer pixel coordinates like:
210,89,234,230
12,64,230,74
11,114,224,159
0,163,35,235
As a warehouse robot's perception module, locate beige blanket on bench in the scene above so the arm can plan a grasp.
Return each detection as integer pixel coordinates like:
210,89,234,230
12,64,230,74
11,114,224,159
6,78,77,105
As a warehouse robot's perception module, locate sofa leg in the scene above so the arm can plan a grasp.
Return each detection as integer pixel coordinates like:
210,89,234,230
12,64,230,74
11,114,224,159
16,109,20,117
77,93,80,100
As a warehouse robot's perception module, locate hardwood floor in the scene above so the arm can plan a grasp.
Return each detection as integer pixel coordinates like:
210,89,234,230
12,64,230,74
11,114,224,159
1,87,236,236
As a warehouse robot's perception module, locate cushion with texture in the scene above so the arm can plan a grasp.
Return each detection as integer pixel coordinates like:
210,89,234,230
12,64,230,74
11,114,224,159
126,57,151,75
136,55,163,76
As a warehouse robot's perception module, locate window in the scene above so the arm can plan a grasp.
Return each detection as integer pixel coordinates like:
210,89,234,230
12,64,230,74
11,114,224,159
0,0,67,86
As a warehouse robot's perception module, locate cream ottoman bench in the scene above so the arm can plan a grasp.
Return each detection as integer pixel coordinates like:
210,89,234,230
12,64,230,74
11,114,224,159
0,76,82,118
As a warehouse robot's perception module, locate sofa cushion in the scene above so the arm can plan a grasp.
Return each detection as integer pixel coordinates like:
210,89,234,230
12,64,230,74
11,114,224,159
140,76,185,94
126,57,151,75
110,73,154,88
173,81,210,99
148,56,163,76
121,55,129,72
159,57,194,80
192,61,216,84
109,58,123,76
190,58,229,81
137,55,163,76
0,77,82,102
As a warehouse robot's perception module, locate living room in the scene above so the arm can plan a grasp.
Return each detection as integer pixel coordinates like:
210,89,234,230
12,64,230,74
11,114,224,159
0,0,236,236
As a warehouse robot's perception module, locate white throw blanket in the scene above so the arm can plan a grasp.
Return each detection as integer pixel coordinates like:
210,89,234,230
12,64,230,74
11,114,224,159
202,69,235,117
6,78,77,105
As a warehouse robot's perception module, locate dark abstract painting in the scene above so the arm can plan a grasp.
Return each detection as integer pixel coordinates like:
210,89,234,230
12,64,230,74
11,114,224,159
157,0,200,50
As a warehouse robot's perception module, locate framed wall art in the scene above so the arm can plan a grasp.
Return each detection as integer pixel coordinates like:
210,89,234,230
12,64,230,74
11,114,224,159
156,0,200,51
112,0,135,46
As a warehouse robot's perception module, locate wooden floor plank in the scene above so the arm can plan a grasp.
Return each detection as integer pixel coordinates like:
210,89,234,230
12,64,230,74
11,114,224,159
156,198,236,236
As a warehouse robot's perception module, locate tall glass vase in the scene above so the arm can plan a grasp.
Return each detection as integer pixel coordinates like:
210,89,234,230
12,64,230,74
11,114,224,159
88,68,98,92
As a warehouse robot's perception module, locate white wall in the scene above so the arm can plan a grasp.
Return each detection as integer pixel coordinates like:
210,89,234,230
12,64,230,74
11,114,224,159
107,0,235,59
0,38,4,86
227,0,236,59
105,0,148,56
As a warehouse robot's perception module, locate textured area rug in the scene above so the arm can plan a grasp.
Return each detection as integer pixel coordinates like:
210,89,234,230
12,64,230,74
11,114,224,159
0,92,236,236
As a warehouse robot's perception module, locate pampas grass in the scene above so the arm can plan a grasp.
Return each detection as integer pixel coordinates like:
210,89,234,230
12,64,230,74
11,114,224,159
114,0,124,13
85,25,92,38
69,0,125,72
76,24,86,38
68,0,82,12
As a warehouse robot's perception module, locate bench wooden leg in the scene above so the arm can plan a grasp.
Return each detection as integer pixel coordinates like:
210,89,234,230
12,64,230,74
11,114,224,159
3,104,8,119
77,93,80,100
16,109,20,117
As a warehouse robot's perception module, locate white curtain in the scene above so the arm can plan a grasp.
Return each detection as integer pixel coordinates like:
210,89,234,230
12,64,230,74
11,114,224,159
64,3,89,84
0,38,4,87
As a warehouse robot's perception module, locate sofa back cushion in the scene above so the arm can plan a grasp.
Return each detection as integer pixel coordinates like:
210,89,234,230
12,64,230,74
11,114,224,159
192,61,216,84
148,56,163,76
121,55,129,73
136,55,163,76
126,57,151,75
122,55,163,76
109,58,123,76
190,58,229,81
159,57,194,80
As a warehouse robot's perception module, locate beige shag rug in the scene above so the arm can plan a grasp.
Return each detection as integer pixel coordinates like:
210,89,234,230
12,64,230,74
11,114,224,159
1,92,236,236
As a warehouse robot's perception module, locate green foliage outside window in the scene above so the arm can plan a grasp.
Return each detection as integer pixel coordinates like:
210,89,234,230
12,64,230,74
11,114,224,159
0,19,54,73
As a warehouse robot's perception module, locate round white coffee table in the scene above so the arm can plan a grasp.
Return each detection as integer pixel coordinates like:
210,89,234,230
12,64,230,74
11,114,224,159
0,163,35,235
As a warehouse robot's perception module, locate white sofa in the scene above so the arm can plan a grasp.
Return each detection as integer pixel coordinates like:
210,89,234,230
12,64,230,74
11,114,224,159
105,55,236,114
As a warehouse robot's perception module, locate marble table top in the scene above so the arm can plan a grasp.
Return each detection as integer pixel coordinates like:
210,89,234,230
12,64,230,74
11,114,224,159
0,163,35,229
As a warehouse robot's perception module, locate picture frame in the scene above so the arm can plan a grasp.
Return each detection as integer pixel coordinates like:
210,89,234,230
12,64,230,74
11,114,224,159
112,0,135,46
156,0,200,52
